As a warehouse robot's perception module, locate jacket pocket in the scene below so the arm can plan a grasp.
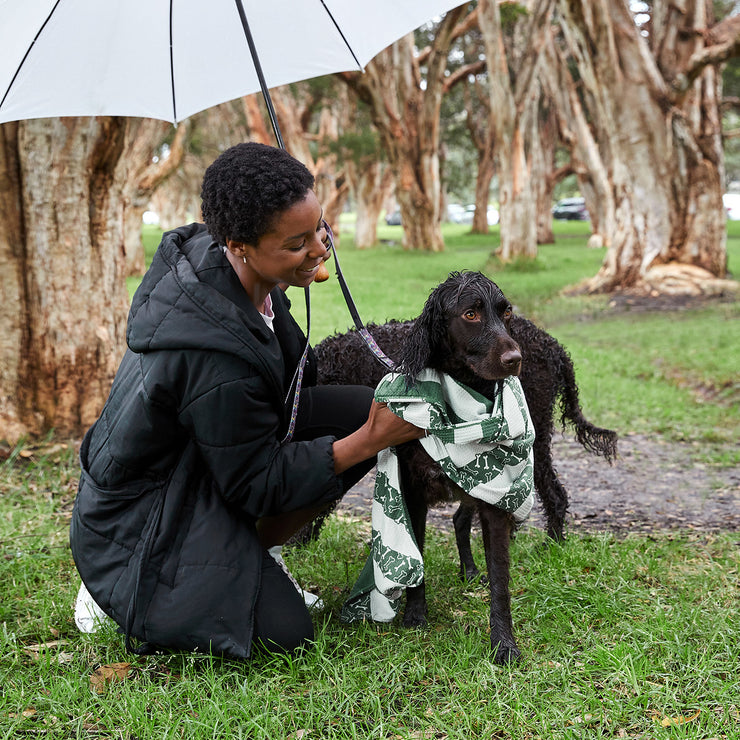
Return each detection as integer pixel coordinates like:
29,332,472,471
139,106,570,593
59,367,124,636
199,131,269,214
75,471,162,546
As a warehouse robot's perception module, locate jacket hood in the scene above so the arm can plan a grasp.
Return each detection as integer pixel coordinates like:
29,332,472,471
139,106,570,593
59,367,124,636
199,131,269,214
127,223,278,366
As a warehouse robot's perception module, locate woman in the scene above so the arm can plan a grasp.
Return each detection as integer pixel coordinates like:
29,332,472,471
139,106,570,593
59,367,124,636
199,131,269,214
70,143,422,658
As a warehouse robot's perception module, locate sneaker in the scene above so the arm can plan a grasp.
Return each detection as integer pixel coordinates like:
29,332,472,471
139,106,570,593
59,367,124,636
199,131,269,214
74,581,110,633
267,545,324,610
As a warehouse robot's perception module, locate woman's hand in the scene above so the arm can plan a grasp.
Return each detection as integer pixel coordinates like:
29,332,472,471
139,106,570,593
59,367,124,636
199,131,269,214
365,401,425,448
331,401,424,475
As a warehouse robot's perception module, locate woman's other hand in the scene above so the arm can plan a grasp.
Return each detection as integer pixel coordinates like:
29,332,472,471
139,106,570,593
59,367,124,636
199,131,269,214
331,401,424,475
365,401,424,448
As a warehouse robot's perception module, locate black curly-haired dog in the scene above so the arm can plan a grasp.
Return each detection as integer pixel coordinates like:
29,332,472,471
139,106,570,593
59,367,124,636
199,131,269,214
315,274,618,543
312,271,618,662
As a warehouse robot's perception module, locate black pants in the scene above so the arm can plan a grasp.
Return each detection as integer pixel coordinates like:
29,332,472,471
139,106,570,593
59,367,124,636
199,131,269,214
252,384,375,654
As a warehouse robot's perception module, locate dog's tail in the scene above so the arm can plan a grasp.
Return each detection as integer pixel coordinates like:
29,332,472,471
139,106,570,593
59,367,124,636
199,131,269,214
557,346,618,464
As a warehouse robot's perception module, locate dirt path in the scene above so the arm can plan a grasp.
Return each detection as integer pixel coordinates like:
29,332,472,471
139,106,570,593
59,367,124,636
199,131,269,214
336,432,740,536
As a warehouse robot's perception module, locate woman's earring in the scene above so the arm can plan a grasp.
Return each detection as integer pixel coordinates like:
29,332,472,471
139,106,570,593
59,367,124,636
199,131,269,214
242,256,247,265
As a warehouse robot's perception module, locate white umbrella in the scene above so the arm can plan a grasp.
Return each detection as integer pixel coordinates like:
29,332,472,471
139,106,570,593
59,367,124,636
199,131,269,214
0,0,464,126
1,0,465,426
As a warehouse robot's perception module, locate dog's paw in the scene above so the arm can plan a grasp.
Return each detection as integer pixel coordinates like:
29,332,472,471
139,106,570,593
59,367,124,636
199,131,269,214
458,565,488,585
402,605,428,628
490,640,522,664
540,534,566,551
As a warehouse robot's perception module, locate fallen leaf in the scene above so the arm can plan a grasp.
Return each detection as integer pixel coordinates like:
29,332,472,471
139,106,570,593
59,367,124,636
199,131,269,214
11,707,37,718
287,731,311,739
89,662,132,694
18,449,33,458
23,640,69,660
658,709,701,727
570,713,598,725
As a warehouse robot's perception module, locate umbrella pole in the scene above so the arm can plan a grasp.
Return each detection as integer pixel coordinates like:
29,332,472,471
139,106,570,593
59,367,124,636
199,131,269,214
233,1,394,399
234,0,285,150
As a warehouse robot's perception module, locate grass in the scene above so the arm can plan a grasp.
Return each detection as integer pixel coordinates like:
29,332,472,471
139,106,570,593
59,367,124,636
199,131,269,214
132,221,608,338
1,447,739,739
2,220,736,738
135,218,739,464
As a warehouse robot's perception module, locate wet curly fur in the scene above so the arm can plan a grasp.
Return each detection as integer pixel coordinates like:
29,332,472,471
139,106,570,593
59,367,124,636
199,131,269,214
312,271,618,662
315,276,618,541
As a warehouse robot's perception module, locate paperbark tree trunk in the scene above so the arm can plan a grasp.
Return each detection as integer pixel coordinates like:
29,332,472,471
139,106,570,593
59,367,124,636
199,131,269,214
122,119,189,276
478,0,556,261
552,0,737,295
340,7,471,251
464,77,497,235
271,85,350,237
0,117,134,443
346,160,394,249
533,94,559,245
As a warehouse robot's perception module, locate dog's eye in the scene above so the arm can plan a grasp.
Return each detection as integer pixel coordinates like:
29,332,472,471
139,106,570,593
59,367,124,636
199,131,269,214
463,309,478,321
503,308,512,319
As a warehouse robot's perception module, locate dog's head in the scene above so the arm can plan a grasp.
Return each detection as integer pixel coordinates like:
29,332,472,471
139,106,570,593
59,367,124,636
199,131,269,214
398,271,522,385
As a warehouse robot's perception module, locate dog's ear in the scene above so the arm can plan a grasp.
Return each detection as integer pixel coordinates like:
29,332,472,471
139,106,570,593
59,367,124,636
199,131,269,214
397,294,446,384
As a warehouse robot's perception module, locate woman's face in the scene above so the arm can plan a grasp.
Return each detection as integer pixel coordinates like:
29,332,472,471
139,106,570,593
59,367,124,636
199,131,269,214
241,190,330,289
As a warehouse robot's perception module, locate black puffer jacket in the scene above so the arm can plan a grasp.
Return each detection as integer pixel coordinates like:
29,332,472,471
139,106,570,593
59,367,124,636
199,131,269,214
70,223,342,658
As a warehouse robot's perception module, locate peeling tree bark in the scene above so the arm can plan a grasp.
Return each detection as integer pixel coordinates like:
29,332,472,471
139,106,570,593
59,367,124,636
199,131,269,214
553,0,734,295
0,117,134,443
271,85,350,237
122,119,189,276
478,0,556,261
532,93,559,245
340,6,469,251
346,161,394,248
462,80,497,235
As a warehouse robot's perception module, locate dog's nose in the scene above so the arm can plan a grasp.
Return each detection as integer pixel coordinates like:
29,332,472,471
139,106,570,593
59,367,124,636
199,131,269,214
501,350,522,370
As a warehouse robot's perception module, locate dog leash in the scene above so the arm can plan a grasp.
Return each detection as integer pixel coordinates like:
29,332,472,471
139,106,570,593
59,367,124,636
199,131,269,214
281,286,311,443
281,220,395,444
323,220,396,370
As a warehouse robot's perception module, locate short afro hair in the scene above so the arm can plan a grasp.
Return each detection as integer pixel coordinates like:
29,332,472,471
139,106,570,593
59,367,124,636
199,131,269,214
200,142,315,246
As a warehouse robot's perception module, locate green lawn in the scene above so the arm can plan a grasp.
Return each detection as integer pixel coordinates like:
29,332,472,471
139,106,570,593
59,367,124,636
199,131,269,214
132,219,740,463
1,448,738,739
5,219,733,738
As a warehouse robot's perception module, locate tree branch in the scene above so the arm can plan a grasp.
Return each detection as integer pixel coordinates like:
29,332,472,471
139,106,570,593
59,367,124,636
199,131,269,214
512,0,556,109
721,96,740,112
137,120,190,191
443,60,487,92
674,15,740,95
417,5,479,65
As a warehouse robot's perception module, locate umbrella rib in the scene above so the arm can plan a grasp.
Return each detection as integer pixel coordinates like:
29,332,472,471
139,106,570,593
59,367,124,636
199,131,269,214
234,0,284,149
0,0,66,113
317,0,362,71
169,0,177,123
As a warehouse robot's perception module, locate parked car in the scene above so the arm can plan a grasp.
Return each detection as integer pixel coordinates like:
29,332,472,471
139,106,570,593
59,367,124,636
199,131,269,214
385,209,402,225
552,197,589,221
722,193,740,220
458,204,500,225
446,203,467,223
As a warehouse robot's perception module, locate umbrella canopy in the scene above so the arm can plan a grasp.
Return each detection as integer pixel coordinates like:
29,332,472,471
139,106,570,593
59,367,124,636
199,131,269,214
0,0,464,125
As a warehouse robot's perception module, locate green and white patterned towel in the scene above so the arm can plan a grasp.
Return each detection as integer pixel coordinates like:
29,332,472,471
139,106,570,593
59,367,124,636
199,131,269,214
341,370,535,624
